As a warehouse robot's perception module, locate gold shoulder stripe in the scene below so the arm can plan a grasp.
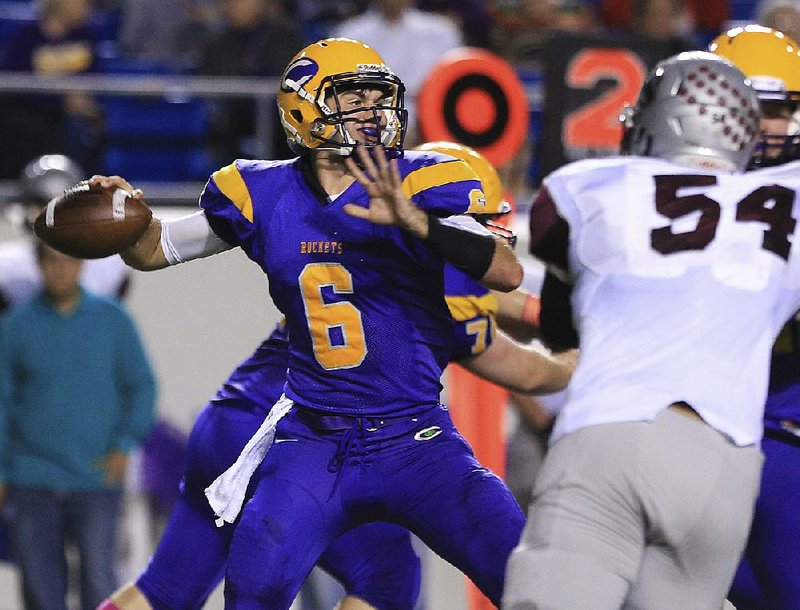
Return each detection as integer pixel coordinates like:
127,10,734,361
445,293,499,321
212,163,254,223
401,160,479,199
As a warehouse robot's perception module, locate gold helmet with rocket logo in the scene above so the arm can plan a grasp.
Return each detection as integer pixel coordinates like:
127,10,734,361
278,38,408,157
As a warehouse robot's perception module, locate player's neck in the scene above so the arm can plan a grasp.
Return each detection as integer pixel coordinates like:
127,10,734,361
313,153,356,196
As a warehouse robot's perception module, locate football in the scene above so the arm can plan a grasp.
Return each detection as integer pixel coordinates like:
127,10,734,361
33,183,152,259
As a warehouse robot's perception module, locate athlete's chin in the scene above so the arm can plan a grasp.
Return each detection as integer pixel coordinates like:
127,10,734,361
354,138,381,148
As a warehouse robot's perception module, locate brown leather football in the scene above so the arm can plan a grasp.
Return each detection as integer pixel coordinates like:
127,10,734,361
33,183,152,259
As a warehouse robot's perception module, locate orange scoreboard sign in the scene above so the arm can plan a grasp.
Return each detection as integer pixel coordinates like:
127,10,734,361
536,33,675,180
418,48,529,168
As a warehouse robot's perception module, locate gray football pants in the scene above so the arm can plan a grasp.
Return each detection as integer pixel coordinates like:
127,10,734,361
503,407,763,610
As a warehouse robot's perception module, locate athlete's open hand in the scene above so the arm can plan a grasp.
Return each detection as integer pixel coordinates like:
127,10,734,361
344,145,430,239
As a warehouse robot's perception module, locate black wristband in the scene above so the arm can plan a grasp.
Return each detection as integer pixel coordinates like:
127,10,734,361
426,215,496,280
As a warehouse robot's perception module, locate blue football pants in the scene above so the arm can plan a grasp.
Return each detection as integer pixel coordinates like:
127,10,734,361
137,402,421,610
224,404,525,608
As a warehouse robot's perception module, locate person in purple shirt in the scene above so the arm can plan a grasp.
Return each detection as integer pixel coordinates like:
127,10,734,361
103,320,420,610
711,26,800,610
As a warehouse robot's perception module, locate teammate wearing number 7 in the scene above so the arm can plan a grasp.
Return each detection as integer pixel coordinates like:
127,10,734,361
89,38,548,607
504,51,800,609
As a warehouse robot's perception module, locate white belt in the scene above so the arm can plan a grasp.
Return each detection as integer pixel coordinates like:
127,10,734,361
204,394,294,526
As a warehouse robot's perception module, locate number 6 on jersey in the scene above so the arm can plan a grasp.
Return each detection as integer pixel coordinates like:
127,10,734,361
300,262,368,370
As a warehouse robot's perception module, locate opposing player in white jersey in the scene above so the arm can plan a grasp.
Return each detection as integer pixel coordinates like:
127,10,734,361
503,51,800,610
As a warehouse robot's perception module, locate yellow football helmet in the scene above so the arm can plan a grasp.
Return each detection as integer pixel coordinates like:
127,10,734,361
415,141,516,248
414,142,511,216
709,25,800,165
709,26,800,101
277,38,408,157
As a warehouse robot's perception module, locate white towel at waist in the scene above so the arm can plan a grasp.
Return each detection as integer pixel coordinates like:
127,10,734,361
204,394,294,526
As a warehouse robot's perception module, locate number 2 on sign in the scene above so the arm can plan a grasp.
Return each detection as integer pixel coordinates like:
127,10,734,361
563,48,646,151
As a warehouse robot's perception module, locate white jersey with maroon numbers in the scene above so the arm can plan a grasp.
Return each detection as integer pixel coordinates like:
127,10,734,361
539,156,800,446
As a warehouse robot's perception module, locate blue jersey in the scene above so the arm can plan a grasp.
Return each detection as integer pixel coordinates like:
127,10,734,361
211,319,289,415
209,267,498,422
445,265,497,362
142,274,499,608
200,152,482,417
764,362,800,432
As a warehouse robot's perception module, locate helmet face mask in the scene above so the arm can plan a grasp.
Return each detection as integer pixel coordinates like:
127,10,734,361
709,25,800,167
753,100,800,166
314,72,407,155
278,38,408,158
620,51,760,172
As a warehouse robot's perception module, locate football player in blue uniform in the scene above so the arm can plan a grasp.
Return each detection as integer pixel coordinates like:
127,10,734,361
97,139,572,610
711,26,800,610
89,38,568,608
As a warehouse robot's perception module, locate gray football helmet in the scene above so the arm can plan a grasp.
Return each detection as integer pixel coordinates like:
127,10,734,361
621,51,760,172
19,154,85,205
1,155,86,231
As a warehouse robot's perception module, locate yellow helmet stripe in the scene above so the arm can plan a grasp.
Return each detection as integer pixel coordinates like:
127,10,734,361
212,162,254,223
445,293,499,321
401,160,480,200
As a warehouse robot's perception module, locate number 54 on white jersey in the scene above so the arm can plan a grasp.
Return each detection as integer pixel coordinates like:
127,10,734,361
545,156,800,292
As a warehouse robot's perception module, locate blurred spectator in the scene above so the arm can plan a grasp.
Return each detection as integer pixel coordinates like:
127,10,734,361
0,0,104,178
0,241,156,610
333,0,464,145
0,155,131,315
417,0,494,46
602,0,696,52
291,0,368,39
630,0,696,50
600,0,729,44
490,0,600,64
549,0,598,32
757,0,800,43
489,0,556,35
196,0,307,162
116,0,218,70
